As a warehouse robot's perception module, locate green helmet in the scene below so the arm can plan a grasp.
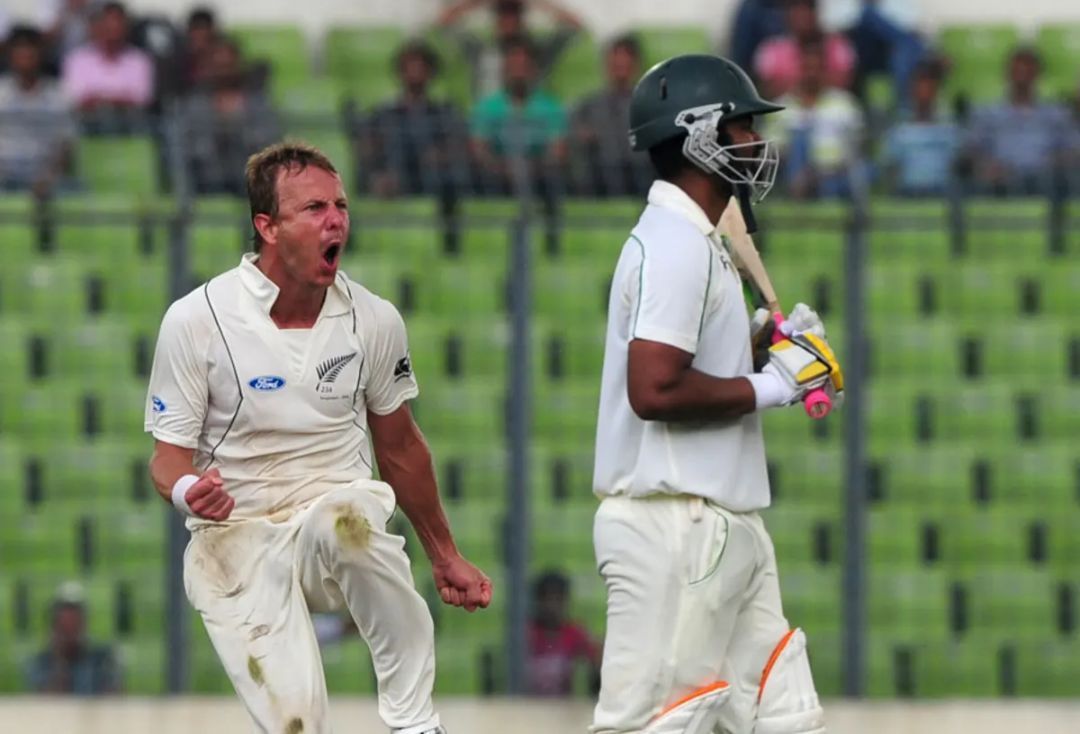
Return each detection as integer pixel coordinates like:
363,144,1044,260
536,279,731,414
629,54,784,203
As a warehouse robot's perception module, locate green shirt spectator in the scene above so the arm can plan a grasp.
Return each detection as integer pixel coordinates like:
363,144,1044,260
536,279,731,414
472,86,567,158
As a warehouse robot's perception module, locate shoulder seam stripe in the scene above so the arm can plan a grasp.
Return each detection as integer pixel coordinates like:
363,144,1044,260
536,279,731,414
629,234,646,336
698,235,714,342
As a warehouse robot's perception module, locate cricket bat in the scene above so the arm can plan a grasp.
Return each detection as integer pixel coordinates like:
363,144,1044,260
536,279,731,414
720,198,832,419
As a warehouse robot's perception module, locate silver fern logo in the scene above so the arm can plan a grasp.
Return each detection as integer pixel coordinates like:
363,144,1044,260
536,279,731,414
316,352,357,389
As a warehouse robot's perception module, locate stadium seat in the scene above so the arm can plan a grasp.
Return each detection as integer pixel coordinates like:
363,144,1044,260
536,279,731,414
47,440,148,510
979,319,1066,380
190,215,251,284
434,637,495,694
76,137,159,195
962,199,1049,260
105,259,169,329
1,257,96,325
934,383,1017,443
423,32,474,107
532,506,595,571
0,318,31,396
325,26,405,108
758,201,848,265
530,445,595,507
282,127,356,193
443,503,504,569
545,32,602,105
867,198,952,264
1042,260,1080,317
51,319,139,384
94,382,150,440
429,441,507,505
635,27,713,72
941,263,1021,318
1034,23,1080,98
866,262,945,320
555,199,639,261
868,567,951,646
416,261,507,316
0,385,84,442
232,25,311,96
534,261,611,322
779,565,842,646
276,77,348,116
869,446,977,507
767,446,843,509
322,639,376,694
405,317,510,381
938,24,1019,104
411,380,504,444
454,198,520,265
960,569,1058,639
937,509,1029,571
985,447,1078,507
352,197,443,264
533,379,599,449
1015,638,1080,696
0,193,39,267
0,512,81,578
867,319,959,381
764,505,840,569
533,319,605,385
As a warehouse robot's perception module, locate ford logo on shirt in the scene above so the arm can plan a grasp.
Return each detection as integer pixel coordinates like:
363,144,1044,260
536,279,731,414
249,375,286,392
151,396,166,414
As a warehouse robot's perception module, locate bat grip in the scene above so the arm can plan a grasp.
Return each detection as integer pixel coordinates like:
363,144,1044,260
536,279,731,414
771,313,832,420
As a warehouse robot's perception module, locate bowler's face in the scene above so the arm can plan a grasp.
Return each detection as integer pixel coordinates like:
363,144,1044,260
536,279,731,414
269,166,349,289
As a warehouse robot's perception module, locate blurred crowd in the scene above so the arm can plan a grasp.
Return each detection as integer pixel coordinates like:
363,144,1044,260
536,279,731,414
1,0,1080,200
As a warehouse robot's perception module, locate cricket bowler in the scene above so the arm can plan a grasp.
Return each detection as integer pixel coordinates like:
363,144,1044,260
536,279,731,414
145,142,492,734
591,55,843,734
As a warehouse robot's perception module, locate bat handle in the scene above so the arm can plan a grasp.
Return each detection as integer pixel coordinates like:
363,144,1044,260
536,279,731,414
770,313,832,420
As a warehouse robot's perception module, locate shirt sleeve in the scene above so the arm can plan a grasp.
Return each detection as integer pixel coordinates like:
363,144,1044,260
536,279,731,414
145,300,209,448
364,297,420,416
627,233,713,355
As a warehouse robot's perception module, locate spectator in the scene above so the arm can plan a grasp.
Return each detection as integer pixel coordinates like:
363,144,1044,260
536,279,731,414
0,26,76,195
183,37,281,195
61,2,154,117
24,583,121,695
471,35,567,196
753,0,855,99
763,38,864,198
436,0,583,101
821,0,925,104
965,47,1073,196
360,40,471,199
569,34,653,197
174,7,219,95
883,59,960,196
526,571,601,696
729,0,788,74
40,0,100,66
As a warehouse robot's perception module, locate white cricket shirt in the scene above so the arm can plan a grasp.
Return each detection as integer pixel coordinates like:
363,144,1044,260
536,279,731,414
145,254,418,524
592,181,771,512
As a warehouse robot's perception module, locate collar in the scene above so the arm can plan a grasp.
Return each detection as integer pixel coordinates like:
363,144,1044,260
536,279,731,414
647,180,719,237
238,253,352,320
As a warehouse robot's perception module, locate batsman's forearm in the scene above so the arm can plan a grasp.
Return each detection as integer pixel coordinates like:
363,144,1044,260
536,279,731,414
635,368,757,422
377,434,459,564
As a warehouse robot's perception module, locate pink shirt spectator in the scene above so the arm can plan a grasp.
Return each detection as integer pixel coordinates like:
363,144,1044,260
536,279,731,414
61,44,154,108
754,35,855,97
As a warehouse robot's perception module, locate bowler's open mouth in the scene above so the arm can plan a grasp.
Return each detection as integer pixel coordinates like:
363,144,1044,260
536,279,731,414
323,244,341,265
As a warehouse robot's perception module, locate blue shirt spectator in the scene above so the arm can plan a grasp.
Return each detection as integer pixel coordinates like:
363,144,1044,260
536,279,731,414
966,47,1073,195
24,586,121,695
884,60,959,195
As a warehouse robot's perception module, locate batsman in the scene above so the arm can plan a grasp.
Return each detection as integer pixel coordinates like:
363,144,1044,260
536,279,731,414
590,54,844,734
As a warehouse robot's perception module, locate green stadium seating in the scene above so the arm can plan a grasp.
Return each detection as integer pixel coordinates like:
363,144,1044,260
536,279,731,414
533,319,605,385
759,201,847,265
909,634,1000,696
406,317,509,381
530,445,595,507
276,77,347,116
0,193,39,268
0,257,95,325
986,447,1078,507
938,24,1019,104
232,25,311,95
870,446,976,507
430,441,507,505
412,380,504,443
938,509,1030,570
962,199,1049,260
47,440,147,510
533,379,599,449
423,32,473,107
768,447,843,509
979,319,1066,380
76,137,158,195
546,32,602,104
325,26,405,108
534,260,611,322
0,385,83,441
0,318,31,397
454,198,520,265
866,262,945,320
1034,23,1080,98
868,320,959,381
51,319,138,384
1015,639,1080,696
867,198,951,264
352,197,442,264
321,638,376,694
282,127,356,193
556,199,639,261
962,569,1058,640
635,27,712,72
416,261,506,316
1042,260,1080,316
868,568,950,645
765,505,840,569
95,382,149,440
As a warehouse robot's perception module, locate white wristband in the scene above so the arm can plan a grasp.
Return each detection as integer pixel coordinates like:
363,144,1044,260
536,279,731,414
746,372,790,411
171,474,199,517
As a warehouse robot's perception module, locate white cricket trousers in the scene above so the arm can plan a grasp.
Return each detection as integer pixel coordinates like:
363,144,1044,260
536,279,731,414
183,480,440,734
592,494,789,734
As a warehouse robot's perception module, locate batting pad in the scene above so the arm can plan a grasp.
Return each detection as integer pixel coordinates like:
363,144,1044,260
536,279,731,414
754,629,826,734
643,681,731,734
